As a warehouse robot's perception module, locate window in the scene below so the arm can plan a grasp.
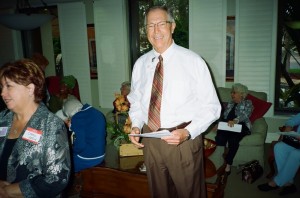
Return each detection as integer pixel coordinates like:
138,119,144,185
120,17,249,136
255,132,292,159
275,0,300,114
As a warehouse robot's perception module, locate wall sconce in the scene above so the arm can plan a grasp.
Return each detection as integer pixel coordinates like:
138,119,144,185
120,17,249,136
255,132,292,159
0,0,54,31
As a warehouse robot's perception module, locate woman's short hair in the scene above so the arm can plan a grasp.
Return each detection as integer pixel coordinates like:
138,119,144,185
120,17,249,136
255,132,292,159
0,59,45,103
232,83,249,98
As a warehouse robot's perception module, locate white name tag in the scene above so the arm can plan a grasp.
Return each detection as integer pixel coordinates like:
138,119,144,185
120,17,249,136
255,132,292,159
22,127,43,144
0,127,8,137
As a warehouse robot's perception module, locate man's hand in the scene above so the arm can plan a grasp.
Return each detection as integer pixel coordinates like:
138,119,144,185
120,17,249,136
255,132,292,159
129,127,144,148
161,129,189,146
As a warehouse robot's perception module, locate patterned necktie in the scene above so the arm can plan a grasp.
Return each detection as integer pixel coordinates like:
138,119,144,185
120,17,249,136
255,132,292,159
148,55,163,131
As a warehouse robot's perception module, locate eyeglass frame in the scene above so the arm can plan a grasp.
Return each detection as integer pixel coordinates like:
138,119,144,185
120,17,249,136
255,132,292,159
145,21,173,31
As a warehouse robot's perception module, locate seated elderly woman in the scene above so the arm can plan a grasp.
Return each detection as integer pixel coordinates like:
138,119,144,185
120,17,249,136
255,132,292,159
56,98,106,172
258,113,300,196
215,83,253,175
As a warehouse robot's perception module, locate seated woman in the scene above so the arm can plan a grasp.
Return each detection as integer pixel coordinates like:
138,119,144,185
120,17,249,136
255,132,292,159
57,98,106,172
258,113,300,196
215,83,253,175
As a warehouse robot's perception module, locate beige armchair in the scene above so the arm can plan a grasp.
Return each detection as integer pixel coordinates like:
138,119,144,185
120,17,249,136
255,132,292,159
204,87,269,168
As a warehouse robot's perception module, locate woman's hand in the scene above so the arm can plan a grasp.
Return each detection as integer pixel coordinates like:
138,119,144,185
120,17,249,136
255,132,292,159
0,181,9,188
283,126,293,132
129,127,144,148
0,183,23,198
227,120,235,127
0,181,10,198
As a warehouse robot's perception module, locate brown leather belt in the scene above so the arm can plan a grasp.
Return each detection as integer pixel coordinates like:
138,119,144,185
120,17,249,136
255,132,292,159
158,121,191,132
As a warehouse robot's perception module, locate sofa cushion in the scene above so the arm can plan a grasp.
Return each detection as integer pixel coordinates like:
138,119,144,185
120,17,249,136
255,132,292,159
246,94,272,123
240,132,266,146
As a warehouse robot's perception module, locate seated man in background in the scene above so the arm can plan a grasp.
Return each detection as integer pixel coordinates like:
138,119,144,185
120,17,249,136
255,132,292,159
113,81,131,113
120,81,131,96
48,75,78,113
258,113,300,196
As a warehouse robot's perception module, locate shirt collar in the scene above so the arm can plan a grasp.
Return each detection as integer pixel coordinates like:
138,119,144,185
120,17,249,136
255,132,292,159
152,40,175,62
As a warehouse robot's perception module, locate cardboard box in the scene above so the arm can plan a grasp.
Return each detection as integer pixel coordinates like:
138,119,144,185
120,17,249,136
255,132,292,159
119,155,144,169
119,143,143,157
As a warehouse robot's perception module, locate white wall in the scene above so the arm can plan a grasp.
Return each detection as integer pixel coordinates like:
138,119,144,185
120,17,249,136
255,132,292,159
93,0,131,109
58,1,92,104
190,0,227,88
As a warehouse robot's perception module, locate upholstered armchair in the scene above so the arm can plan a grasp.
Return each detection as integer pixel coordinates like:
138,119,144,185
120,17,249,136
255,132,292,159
204,87,271,168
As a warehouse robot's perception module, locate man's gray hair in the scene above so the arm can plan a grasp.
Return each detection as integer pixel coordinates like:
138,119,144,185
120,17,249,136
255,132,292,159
232,83,249,98
144,5,175,26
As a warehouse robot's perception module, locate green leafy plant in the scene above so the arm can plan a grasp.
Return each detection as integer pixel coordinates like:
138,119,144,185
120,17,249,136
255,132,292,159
106,112,131,148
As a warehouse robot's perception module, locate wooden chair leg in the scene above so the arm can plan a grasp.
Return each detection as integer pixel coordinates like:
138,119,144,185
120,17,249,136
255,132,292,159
266,141,278,179
266,156,276,179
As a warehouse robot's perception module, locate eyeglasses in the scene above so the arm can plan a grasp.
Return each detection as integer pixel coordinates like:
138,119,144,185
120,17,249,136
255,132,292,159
146,21,172,31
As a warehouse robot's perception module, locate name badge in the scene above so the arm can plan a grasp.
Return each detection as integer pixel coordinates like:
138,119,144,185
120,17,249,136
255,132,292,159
0,127,8,137
22,127,43,144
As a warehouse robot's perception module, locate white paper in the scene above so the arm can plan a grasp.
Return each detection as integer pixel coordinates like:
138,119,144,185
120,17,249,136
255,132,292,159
217,121,242,133
129,130,171,138
276,131,300,138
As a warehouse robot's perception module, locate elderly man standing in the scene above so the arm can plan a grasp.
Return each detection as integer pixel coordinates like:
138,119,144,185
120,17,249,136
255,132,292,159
127,5,221,198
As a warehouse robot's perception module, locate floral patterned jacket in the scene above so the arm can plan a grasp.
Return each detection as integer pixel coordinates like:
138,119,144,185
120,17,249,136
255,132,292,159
223,99,253,130
0,103,71,198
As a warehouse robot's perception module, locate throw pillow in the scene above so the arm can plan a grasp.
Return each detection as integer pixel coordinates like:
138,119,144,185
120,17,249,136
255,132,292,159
246,94,272,123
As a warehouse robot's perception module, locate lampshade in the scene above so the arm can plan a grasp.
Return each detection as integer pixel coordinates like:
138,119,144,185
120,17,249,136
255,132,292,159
0,13,54,30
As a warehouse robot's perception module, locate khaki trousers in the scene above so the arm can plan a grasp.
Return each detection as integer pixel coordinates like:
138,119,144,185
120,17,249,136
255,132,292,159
142,125,206,198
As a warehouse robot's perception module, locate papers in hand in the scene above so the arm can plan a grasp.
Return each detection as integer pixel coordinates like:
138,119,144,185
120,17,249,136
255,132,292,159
276,131,300,138
129,130,171,138
217,121,242,133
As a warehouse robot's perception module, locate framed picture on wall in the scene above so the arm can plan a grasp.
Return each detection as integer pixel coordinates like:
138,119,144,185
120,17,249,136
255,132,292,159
87,24,98,79
226,16,235,82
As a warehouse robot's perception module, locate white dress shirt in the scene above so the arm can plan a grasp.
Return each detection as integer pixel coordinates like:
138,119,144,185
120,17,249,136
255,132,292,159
127,42,221,139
